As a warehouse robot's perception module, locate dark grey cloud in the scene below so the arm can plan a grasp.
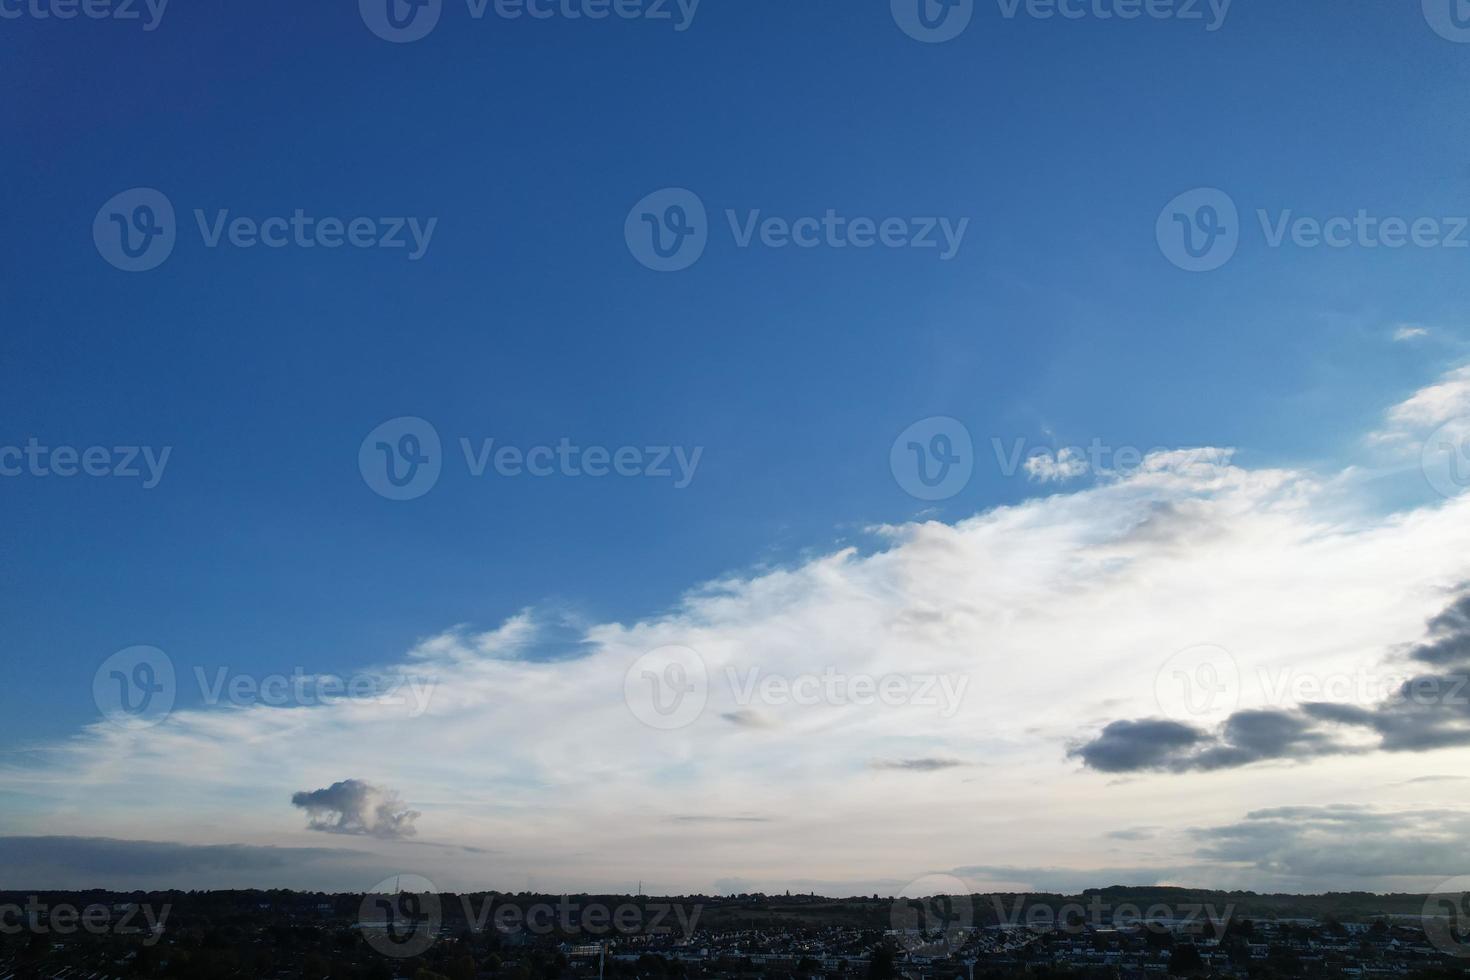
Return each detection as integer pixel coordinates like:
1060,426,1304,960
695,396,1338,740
870,757,970,772
1301,666,1470,751
1071,596,1470,774
291,779,421,839
1105,827,1161,841
1187,709,1342,771
1069,719,1207,773
0,836,370,890
720,709,776,729
1409,594,1470,665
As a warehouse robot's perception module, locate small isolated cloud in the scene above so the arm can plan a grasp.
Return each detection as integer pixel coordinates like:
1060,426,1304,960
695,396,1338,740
1025,448,1089,484
1394,325,1431,342
869,757,968,772
720,709,777,729
1399,775,1470,785
291,779,420,839
1069,719,1207,773
1106,827,1161,841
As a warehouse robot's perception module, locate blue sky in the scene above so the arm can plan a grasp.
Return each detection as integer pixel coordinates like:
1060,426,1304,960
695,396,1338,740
6,0,1470,893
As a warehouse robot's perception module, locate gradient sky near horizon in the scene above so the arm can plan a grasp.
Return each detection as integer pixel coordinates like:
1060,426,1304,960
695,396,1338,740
6,0,1470,896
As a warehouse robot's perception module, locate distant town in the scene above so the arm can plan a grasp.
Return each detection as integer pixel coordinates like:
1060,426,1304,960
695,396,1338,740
2,886,1468,980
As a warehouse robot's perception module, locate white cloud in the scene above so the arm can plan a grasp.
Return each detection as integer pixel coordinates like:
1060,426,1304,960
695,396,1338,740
291,779,420,839
1024,447,1089,483
1370,364,1470,448
1388,364,1470,426
1394,325,1431,342
9,369,1470,894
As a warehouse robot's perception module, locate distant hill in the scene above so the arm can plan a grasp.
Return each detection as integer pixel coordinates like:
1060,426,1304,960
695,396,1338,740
0,886,1442,928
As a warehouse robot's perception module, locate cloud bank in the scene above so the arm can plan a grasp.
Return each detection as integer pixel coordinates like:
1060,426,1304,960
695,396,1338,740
6,364,1470,894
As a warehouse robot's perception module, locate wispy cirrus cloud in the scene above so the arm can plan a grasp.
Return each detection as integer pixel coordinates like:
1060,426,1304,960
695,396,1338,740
869,757,970,772
1394,324,1431,342
1372,363,1470,445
